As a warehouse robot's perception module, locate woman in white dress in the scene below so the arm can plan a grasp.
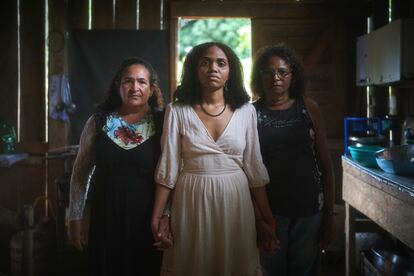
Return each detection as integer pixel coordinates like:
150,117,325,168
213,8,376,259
151,42,277,276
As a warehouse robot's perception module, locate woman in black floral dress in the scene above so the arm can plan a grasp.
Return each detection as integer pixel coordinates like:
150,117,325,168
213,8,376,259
68,57,166,276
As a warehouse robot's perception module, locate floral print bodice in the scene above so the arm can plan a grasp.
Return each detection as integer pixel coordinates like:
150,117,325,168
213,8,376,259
104,112,155,150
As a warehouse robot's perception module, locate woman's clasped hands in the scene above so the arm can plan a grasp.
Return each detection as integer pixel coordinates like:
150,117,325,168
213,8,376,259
256,217,279,254
151,215,174,251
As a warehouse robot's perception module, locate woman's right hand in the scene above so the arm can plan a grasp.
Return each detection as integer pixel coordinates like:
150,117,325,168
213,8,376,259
151,215,173,250
256,219,279,254
68,219,86,251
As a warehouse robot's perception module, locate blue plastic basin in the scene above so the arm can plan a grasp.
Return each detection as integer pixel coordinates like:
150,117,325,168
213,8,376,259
348,145,384,168
375,145,414,176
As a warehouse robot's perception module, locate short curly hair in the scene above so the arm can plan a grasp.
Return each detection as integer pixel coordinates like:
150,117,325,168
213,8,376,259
174,42,250,110
251,43,305,101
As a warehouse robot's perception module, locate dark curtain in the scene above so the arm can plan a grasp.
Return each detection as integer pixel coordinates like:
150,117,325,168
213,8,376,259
68,30,170,144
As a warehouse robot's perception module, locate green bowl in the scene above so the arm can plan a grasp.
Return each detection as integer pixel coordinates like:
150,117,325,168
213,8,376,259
348,145,384,168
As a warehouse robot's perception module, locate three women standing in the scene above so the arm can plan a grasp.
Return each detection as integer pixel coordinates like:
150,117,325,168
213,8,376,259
69,42,331,276
152,42,276,276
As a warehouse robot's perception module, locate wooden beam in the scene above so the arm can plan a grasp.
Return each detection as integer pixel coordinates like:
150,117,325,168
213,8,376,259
139,0,161,29
170,2,334,19
0,0,18,133
345,203,356,276
303,25,334,74
68,0,89,30
48,0,70,149
93,0,114,29
115,0,137,29
20,0,46,142
169,18,178,99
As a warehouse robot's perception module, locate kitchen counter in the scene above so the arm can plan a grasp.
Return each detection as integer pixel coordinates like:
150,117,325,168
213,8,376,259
0,153,28,167
342,156,414,276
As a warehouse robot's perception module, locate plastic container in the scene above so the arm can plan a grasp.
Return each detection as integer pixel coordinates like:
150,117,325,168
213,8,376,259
344,117,382,155
348,145,384,168
375,145,414,176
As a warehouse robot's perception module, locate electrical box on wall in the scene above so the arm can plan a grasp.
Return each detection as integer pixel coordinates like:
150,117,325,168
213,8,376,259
356,18,414,86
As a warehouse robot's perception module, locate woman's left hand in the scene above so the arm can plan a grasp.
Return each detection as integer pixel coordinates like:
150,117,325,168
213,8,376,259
152,215,173,250
319,212,334,251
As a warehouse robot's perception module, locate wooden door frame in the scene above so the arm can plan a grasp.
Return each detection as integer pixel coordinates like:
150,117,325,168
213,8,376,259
168,1,334,98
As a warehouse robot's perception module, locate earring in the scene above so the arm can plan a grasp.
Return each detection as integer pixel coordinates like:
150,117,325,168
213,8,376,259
224,82,229,93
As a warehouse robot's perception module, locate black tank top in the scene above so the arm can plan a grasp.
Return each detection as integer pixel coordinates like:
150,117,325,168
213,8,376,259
254,98,323,217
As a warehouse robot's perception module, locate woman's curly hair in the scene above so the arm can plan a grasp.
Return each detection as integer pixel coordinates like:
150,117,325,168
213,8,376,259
174,42,250,110
251,43,305,101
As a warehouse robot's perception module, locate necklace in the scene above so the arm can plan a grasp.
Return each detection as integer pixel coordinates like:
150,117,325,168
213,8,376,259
200,103,227,117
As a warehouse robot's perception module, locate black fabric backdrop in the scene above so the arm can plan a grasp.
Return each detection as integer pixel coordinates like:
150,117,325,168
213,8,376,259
68,30,170,144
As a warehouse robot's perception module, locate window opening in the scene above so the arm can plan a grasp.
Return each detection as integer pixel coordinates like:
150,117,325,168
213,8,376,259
177,18,252,96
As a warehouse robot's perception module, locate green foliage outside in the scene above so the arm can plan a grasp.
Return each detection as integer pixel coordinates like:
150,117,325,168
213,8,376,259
179,18,251,60
178,18,252,94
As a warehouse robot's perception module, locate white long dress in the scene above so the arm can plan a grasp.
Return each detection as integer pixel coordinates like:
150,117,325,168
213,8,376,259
156,102,269,276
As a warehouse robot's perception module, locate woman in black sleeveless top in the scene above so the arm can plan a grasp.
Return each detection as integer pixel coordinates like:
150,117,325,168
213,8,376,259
251,44,335,276
67,57,166,276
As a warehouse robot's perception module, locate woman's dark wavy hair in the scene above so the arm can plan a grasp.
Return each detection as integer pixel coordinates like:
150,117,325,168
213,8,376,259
251,43,305,102
95,57,164,128
174,42,250,110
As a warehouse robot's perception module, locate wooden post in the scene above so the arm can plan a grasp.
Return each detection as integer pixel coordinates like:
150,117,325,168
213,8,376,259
92,0,114,29
20,0,46,142
169,18,178,99
139,0,161,30
115,0,138,29
345,202,356,276
0,0,18,131
68,0,89,30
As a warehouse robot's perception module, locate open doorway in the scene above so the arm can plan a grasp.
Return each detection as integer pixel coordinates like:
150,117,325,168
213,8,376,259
177,18,252,95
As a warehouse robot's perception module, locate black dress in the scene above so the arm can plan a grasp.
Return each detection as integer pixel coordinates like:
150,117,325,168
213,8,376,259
87,111,163,276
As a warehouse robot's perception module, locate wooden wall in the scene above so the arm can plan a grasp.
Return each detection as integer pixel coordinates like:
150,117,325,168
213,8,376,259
168,0,367,202
0,0,164,215
0,0,368,213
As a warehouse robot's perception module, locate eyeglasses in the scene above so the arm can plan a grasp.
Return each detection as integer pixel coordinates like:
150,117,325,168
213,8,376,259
260,68,292,79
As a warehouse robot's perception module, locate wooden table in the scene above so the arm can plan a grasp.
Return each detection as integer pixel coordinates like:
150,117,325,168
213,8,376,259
342,156,414,276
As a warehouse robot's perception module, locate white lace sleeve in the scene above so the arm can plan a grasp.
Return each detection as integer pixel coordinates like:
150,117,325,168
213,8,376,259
68,115,96,221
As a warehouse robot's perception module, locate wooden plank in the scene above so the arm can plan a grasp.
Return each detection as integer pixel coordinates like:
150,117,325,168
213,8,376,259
115,0,137,29
47,0,69,218
139,0,161,29
303,25,334,74
343,158,414,204
328,21,348,139
170,2,334,19
345,203,356,276
252,19,330,37
48,0,70,149
92,0,114,29
252,18,345,140
0,163,45,215
68,0,89,30
169,18,178,98
0,0,18,134
354,218,388,234
343,170,414,249
20,0,46,142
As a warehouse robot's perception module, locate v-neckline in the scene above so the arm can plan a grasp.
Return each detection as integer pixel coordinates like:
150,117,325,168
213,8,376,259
190,105,236,143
